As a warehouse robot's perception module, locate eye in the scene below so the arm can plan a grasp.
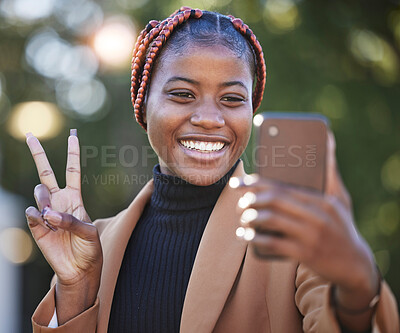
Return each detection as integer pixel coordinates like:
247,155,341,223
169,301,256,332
221,95,247,106
169,91,195,99
221,96,245,102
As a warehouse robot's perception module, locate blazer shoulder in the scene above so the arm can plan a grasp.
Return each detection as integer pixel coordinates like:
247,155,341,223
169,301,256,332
93,179,154,236
93,208,128,235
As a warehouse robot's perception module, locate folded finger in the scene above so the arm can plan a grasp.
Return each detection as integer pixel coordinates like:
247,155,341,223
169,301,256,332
26,133,59,193
240,209,306,241
25,206,55,235
66,129,81,191
245,189,333,229
34,184,51,212
237,229,300,258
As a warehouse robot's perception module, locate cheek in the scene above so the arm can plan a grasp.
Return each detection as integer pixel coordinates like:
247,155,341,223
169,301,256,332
234,110,253,140
146,112,178,155
228,110,253,156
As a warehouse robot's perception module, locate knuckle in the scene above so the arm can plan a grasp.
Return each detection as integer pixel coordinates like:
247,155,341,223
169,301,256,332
66,167,80,174
25,206,36,217
87,224,98,237
40,169,54,177
49,187,59,194
268,190,282,206
265,237,279,252
324,195,339,214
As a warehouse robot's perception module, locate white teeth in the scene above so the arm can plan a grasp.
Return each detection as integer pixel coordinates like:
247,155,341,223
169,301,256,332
180,140,225,152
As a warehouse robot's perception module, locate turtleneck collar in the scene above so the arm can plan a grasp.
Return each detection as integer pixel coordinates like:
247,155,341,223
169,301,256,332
150,159,240,212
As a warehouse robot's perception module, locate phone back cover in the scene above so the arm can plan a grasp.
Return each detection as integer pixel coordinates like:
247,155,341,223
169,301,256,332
255,117,327,192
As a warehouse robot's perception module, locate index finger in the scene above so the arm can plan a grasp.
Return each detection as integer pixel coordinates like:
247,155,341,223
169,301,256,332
26,133,59,193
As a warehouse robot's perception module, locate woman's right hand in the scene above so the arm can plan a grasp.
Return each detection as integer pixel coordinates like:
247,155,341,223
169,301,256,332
25,130,102,324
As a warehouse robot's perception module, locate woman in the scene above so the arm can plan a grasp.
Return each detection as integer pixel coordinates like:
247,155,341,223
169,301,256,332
26,7,398,333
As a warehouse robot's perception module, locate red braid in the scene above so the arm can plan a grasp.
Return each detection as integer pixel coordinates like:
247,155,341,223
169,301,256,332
229,17,266,111
130,7,266,130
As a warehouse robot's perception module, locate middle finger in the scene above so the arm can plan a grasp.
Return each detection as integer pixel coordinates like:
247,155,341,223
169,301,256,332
34,184,52,212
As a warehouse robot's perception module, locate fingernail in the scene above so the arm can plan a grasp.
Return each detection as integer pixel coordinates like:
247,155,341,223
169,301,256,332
229,177,240,188
238,192,257,209
44,210,62,224
240,208,258,224
236,227,255,241
70,129,77,136
41,206,50,217
25,132,33,138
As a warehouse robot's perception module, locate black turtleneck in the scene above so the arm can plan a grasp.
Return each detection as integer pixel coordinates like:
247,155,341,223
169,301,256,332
108,160,239,333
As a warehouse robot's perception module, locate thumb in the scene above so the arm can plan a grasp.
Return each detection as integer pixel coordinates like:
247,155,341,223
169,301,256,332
325,130,352,211
43,209,98,240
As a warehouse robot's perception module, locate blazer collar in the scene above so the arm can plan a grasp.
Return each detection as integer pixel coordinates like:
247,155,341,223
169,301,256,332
97,161,248,332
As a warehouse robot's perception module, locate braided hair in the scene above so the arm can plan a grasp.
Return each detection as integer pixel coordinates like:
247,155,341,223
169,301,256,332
131,7,266,130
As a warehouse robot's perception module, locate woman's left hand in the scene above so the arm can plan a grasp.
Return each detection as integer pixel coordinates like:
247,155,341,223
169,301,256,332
234,131,378,294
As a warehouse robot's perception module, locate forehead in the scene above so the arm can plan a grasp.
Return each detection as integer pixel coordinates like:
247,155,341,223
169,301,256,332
152,45,253,85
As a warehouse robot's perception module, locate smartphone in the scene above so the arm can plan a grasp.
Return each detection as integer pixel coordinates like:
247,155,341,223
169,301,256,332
251,112,329,258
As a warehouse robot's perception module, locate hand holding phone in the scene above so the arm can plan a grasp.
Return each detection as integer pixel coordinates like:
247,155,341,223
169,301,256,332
250,112,328,258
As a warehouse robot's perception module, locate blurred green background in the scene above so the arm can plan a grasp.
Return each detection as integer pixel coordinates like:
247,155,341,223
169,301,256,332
0,0,399,331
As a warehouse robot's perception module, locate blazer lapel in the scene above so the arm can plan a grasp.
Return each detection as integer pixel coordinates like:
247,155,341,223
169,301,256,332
96,180,154,332
180,160,248,333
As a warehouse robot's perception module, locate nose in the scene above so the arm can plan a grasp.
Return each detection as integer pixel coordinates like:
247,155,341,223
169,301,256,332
190,102,225,129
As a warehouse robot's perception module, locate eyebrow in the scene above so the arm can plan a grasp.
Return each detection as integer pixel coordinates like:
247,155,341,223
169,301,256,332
165,76,199,85
165,76,248,91
220,81,247,90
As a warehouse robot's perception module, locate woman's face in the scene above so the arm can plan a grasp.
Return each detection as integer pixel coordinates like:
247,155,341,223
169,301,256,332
144,45,253,186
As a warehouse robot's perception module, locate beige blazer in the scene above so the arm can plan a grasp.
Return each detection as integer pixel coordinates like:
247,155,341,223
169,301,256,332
32,161,399,332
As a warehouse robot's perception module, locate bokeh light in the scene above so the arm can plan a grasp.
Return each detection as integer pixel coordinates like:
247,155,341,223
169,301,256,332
25,29,99,80
253,114,264,127
381,151,400,192
7,101,64,140
56,78,107,118
263,0,300,33
0,0,55,24
92,15,137,70
0,228,33,264
349,29,399,85
54,0,103,36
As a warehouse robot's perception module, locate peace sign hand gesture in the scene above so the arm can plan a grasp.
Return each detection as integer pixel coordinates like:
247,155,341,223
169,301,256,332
25,130,102,325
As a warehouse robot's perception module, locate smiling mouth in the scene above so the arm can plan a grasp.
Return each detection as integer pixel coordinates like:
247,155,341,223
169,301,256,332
179,140,226,153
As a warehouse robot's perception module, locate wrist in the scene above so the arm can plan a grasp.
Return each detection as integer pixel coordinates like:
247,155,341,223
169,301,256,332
55,272,101,325
56,276,100,305
333,265,382,315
